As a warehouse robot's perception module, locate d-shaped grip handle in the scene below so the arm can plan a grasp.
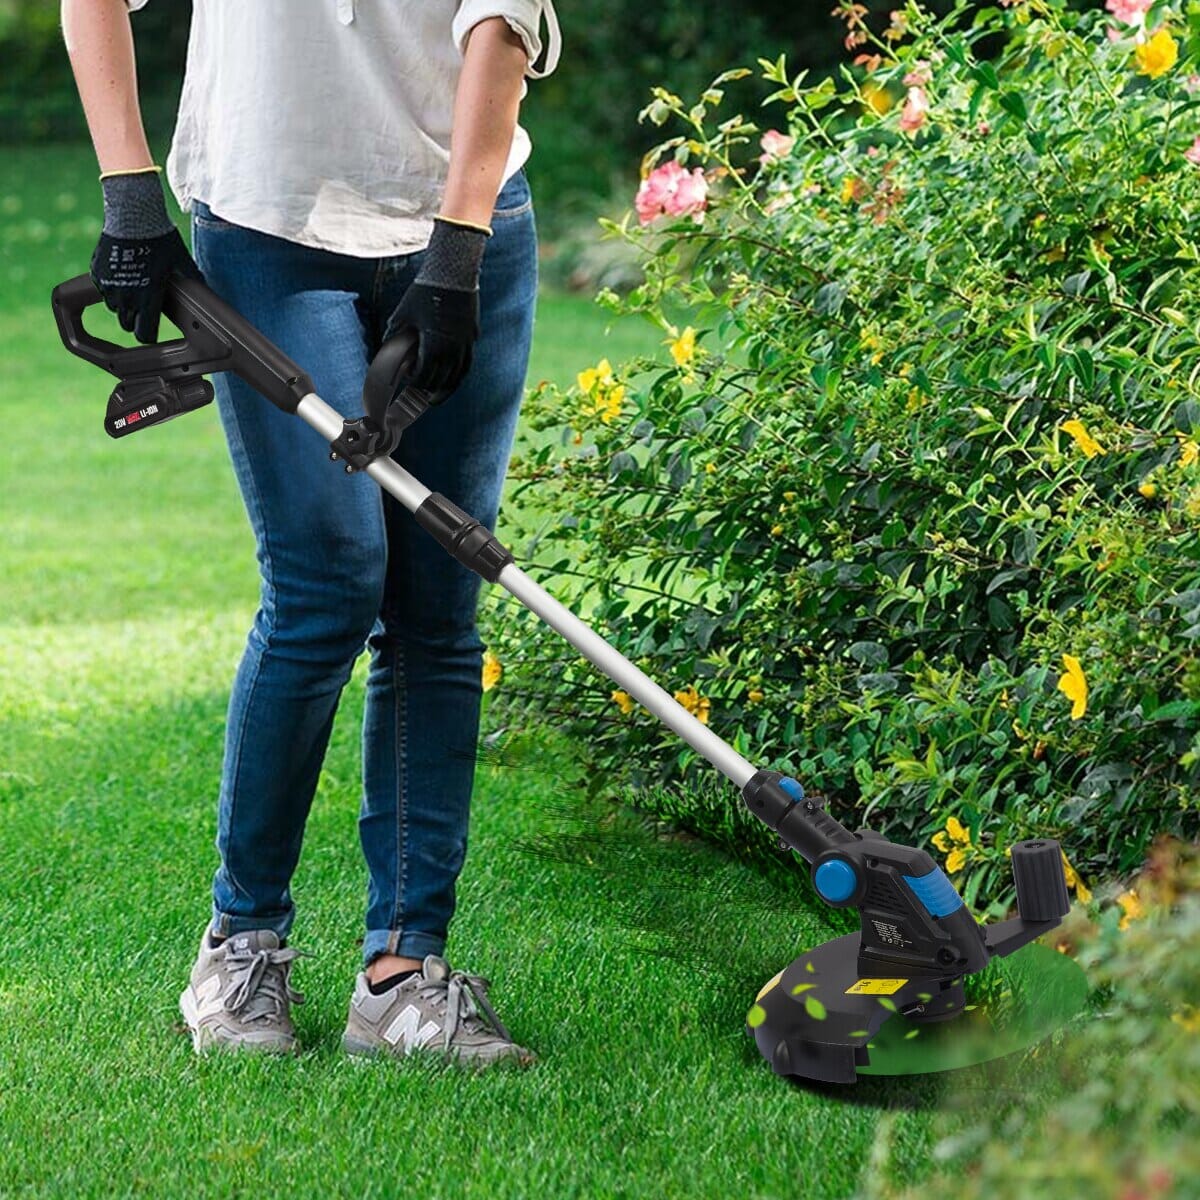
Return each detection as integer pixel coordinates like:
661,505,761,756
51,273,191,378
51,272,314,415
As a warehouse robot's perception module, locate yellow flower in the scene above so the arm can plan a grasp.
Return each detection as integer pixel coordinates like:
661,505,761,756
1117,887,1144,931
1139,480,1158,499
668,326,696,369
1061,853,1092,904
1180,438,1199,469
862,83,893,116
577,358,615,393
1171,1004,1200,1034
1135,28,1178,80
770,523,784,537
1057,653,1088,720
840,176,861,204
705,461,717,474
481,650,502,693
1060,419,1105,459
932,815,973,873
589,384,626,425
674,685,712,725
576,355,627,426
747,688,765,704
611,689,635,715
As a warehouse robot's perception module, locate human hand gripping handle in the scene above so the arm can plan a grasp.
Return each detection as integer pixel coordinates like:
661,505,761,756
90,166,204,345
381,215,491,394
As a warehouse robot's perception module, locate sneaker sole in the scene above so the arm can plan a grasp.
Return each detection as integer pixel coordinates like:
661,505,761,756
342,1034,384,1059
341,1031,535,1069
180,986,297,1055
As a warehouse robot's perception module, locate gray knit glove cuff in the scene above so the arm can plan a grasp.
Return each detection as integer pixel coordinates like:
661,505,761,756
100,168,174,239
413,218,490,292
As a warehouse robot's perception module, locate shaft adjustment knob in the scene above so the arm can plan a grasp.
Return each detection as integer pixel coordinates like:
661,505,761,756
1010,838,1070,922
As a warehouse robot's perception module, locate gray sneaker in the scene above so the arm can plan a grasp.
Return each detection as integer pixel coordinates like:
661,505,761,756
343,954,535,1068
179,927,304,1054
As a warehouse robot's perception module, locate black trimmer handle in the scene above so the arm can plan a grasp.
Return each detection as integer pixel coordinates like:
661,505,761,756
51,272,314,415
326,330,452,471
363,331,450,444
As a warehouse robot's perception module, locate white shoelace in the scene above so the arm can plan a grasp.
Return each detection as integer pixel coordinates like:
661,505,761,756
222,945,306,1023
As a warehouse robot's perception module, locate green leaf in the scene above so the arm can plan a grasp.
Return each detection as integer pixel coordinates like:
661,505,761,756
1175,400,1200,435
971,62,1000,89
1144,700,1200,722
998,90,1028,122
802,77,838,112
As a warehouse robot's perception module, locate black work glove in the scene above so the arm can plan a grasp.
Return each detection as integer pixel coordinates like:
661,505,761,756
383,216,490,394
90,167,204,344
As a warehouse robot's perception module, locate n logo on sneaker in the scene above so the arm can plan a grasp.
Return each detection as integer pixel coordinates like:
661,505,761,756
382,1004,441,1052
193,974,226,1020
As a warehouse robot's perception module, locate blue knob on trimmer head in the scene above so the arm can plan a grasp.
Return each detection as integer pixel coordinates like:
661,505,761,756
814,858,859,904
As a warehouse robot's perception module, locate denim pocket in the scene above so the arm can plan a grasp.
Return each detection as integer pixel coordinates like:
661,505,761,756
492,169,532,220
191,199,237,230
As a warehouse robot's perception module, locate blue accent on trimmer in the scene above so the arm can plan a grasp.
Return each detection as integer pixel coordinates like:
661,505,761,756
779,777,805,802
814,859,859,904
902,868,964,918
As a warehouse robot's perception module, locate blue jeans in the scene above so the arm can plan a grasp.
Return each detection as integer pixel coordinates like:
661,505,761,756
190,169,537,965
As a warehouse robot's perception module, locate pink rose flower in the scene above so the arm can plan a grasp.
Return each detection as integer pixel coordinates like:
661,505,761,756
1186,136,1200,166
635,160,708,225
903,60,932,87
634,164,676,224
1105,0,1152,25
758,129,795,165
899,85,929,133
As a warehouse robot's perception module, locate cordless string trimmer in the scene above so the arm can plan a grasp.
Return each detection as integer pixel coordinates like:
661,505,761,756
51,273,1077,1085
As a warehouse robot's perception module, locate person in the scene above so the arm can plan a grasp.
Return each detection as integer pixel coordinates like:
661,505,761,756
61,0,560,1066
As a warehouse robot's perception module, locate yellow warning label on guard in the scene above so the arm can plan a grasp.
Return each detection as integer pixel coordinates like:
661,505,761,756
845,978,908,995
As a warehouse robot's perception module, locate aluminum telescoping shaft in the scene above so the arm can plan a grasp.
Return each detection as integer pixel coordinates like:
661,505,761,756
296,392,759,789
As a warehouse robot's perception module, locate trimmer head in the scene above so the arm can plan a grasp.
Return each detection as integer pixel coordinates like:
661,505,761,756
748,936,1088,1083
740,771,1084,1083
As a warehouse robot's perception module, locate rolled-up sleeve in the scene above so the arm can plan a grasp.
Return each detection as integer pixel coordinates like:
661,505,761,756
452,0,561,79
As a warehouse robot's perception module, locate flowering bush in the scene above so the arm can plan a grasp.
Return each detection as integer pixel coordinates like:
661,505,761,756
485,0,1200,905
877,838,1200,1199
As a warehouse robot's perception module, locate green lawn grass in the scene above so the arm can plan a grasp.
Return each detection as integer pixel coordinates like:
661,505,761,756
1,145,953,1199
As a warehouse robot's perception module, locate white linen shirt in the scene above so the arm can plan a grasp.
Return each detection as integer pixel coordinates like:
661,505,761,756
127,0,561,257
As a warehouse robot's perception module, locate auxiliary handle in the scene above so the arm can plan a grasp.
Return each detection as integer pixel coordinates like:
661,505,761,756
51,273,314,417
329,330,451,472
